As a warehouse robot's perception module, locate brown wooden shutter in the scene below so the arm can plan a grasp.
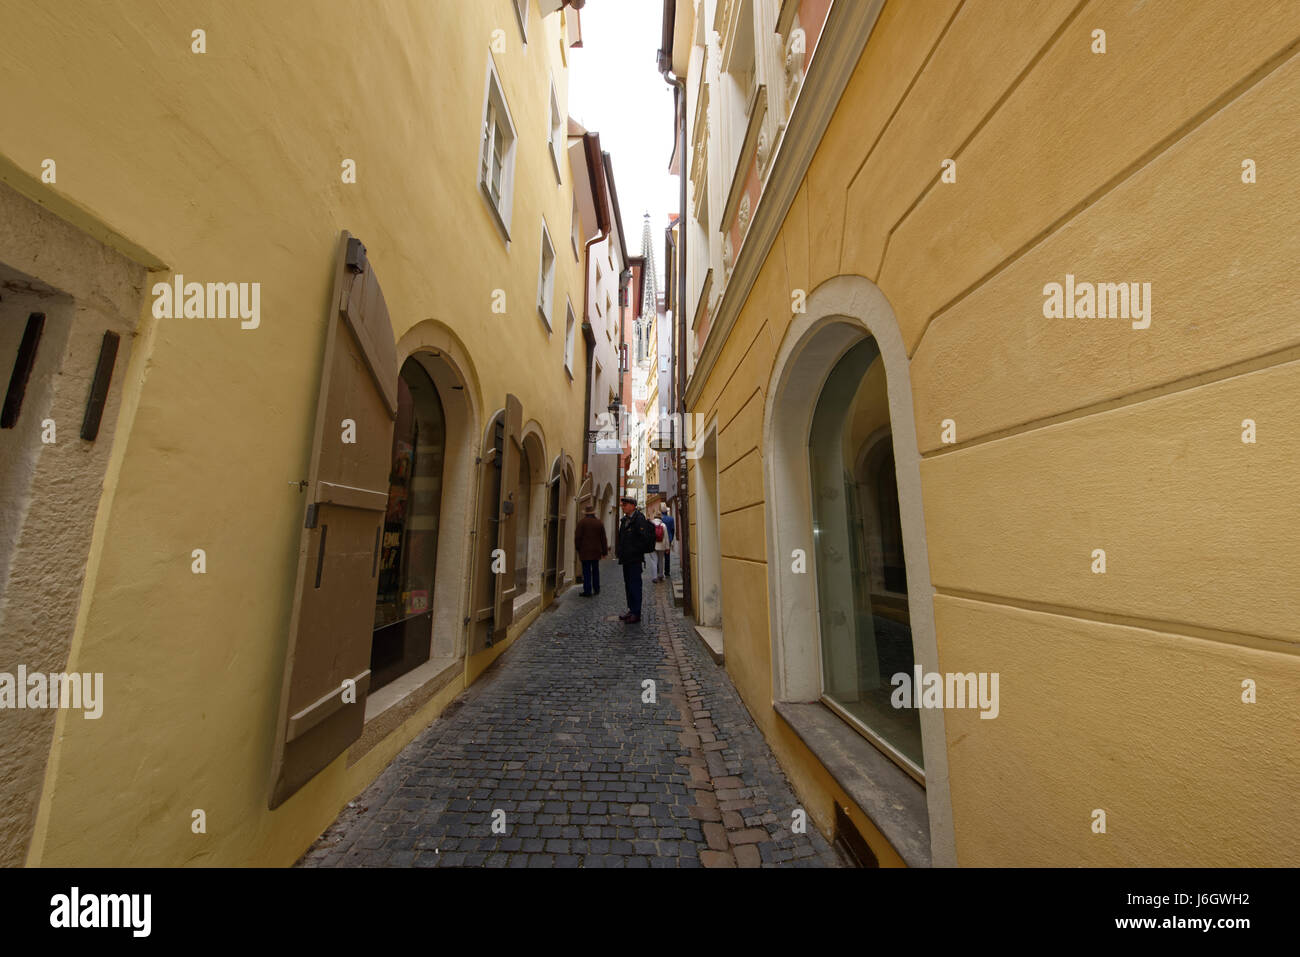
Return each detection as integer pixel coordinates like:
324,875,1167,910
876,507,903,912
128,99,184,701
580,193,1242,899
268,232,397,809
555,452,569,591
493,394,523,635
468,394,523,653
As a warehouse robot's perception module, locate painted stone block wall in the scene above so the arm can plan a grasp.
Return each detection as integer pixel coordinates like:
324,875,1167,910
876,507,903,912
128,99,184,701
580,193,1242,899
688,0,1300,864
0,1,586,865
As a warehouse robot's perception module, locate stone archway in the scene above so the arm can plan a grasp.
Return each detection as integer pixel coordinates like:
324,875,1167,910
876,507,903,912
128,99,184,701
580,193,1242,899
392,322,482,666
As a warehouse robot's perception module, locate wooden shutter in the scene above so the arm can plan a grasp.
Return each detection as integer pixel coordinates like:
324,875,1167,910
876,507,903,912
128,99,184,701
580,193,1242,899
555,452,569,591
268,232,397,809
468,394,522,653
493,394,523,635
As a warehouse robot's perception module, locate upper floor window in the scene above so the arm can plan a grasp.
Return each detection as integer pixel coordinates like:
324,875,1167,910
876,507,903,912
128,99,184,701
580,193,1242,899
564,301,576,377
537,220,556,330
479,58,518,239
547,79,563,183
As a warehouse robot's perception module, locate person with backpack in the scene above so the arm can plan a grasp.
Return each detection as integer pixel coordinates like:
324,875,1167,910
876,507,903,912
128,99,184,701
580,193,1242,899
616,495,655,623
651,512,669,582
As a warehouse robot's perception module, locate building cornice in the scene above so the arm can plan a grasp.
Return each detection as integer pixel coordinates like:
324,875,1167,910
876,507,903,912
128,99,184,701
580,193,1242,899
685,0,885,409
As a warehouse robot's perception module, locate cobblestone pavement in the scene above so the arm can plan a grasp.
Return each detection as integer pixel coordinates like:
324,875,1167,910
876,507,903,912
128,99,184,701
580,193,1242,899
299,557,844,868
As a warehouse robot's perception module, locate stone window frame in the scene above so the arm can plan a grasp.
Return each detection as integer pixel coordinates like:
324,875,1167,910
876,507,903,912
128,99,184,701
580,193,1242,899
351,323,484,760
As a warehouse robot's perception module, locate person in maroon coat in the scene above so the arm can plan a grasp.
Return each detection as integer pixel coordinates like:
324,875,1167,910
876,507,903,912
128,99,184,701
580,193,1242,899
573,504,608,596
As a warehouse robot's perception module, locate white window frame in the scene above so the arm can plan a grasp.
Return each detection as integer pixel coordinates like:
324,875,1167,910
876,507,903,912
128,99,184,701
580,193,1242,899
564,300,576,378
547,77,564,184
479,56,518,241
537,219,556,331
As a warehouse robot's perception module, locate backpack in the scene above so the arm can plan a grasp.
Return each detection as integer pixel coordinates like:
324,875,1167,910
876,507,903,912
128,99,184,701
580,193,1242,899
639,515,657,554
654,522,665,543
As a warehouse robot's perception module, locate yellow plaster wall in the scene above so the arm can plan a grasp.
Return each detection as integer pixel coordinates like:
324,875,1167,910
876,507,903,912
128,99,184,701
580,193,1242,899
687,0,1300,864
1,0,585,866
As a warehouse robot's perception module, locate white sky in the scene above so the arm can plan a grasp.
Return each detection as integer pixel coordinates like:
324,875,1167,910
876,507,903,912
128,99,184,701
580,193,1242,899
568,1,679,288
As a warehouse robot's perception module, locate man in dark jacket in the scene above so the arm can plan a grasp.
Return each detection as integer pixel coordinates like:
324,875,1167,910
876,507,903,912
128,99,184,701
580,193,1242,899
616,496,655,623
574,503,608,597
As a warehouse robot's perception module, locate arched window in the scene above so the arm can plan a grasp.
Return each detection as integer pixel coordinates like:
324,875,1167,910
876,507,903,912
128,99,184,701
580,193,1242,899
371,357,446,691
809,337,921,774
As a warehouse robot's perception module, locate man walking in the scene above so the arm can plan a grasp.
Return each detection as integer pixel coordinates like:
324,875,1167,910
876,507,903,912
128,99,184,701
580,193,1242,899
616,495,655,623
651,513,668,582
661,508,675,578
574,503,608,597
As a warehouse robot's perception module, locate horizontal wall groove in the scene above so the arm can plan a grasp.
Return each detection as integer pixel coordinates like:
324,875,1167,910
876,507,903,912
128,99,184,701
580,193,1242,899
719,385,763,435
908,34,1300,358
846,0,968,195
875,0,1090,280
934,586,1299,657
720,553,768,567
919,346,1300,458
719,499,765,518
719,444,761,476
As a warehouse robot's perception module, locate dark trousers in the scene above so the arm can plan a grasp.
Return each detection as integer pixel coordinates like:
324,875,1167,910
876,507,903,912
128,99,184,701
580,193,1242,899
581,559,600,594
622,559,643,617
664,546,671,576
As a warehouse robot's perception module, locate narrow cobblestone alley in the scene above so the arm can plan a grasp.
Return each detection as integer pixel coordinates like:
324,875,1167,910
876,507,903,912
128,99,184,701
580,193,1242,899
299,560,843,868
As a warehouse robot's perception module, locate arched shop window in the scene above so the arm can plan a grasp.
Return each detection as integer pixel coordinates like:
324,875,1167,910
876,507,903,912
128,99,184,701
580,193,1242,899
809,337,921,775
372,357,446,692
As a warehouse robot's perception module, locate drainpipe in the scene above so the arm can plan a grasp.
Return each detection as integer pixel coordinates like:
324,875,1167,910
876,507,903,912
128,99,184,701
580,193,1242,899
661,69,693,619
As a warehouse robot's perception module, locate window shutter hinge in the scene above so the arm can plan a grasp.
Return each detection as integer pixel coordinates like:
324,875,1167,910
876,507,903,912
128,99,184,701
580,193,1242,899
345,237,368,274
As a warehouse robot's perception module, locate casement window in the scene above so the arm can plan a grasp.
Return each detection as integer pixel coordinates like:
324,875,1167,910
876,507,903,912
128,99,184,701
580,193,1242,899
537,220,556,330
564,301,576,377
547,79,563,183
479,59,518,239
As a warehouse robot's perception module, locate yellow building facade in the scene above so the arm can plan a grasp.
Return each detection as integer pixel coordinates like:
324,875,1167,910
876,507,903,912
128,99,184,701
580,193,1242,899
668,0,1300,866
0,0,593,866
